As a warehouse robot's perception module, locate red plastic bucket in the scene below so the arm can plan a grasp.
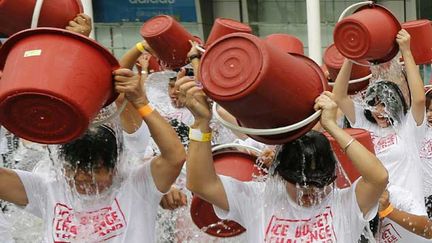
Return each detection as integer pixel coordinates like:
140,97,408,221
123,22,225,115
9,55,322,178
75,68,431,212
324,43,370,94
402,19,432,65
190,147,263,237
334,4,401,63
324,128,375,188
199,33,327,145
140,15,195,70
264,33,304,55
0,28,119,144
0,0,83,37
205,18,252,47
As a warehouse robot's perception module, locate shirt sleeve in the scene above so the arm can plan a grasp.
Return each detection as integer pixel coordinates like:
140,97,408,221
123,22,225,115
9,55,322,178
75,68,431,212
213,175,264,226
130,161,164,201
403,109,426,146
14,170,47,218
123,122,151,157
336,179,378,223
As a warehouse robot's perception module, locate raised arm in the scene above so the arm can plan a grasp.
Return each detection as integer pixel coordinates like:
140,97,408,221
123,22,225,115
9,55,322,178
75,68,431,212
331,59,356,123
0,167,28,206
176,76,229,211
116,54,151,134
114,68,186,193
315,91,388,216
398,29,426,125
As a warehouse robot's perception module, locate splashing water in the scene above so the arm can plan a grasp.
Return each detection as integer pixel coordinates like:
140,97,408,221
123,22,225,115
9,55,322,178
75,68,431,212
352,57,409,129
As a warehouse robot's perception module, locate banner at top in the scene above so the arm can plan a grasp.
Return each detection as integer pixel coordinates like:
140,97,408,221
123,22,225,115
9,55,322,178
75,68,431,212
93,0,197,23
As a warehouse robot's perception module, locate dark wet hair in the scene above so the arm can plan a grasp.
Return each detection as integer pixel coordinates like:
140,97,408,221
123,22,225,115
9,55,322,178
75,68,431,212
363,80,408,124
274,130,337,188
59,125,118,171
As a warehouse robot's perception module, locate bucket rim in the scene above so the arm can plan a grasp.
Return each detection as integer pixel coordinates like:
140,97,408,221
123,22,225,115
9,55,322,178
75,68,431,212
0,27,120,106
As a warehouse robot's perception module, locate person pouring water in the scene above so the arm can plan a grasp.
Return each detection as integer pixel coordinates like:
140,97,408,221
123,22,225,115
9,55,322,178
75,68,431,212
0,68,186,242
177,71,389,241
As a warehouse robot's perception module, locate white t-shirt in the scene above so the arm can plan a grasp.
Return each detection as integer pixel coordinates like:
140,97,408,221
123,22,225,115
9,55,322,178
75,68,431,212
420,125,432,197
0,212,14,243
122,122,151,157
214,175,377,242
15,161,163,243
379,185,430,243
350,103,426,203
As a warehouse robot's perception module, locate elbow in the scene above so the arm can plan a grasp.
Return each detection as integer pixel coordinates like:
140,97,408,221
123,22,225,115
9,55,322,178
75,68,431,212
376,169,389,189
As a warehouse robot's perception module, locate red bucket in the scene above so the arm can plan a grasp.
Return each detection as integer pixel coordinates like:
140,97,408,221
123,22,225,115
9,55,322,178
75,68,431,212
205,18,252,47
0,0,83,37
200,33,327,145
0,28,119,144
264,33,304,55
324,43,370,94
140,15,195,70
190,147,263,237
324,128,375,188
402,19,432,65
334,4,401,63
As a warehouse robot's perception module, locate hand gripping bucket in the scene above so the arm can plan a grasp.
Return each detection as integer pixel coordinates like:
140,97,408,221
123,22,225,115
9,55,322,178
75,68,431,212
0,0,83,37
334,2,401,64
190,143,264,237
323,128,375,188
140,15,196,70
324,43,371,94
264,33,304,55
0,28,119,144
200,33,328,145
402,19,432,65
205,18,252,47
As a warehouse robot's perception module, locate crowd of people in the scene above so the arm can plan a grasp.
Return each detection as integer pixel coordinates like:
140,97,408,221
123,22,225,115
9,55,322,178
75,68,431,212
0,11,431,243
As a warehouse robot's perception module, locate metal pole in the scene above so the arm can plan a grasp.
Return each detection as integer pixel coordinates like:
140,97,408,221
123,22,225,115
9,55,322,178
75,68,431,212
306,0,322,65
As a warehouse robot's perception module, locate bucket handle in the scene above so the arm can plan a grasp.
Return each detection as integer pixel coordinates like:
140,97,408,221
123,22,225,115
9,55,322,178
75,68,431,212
328,73,372,87
31,0,45,29
211,143,262,154
212,102,321,136
338,1,375,67
338,1,375,22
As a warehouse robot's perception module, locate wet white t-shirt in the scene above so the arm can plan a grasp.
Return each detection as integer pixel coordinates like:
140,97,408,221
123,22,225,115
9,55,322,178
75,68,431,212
420,125,432,197
15,162,163,243
350,103,426,203
0,212,14,243
379,185,430,243
213,176,377,242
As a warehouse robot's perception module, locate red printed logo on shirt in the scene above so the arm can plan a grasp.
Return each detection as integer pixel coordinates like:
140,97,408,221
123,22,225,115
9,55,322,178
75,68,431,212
264,207,336,242
371,133,398,154
420,139,432,159
52,198,126,243
380,223,402,242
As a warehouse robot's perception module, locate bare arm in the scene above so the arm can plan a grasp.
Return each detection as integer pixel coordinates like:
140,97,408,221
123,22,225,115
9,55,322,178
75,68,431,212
331,60,356,123
398,29,425,125
379,190,432,239
316,92,388,216
114,68,186,193
0,167,28,206
176,77,229,211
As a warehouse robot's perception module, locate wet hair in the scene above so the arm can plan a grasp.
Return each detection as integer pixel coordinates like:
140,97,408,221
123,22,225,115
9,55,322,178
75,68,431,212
363,80,408,124
274,130,337,188
59,125,118,171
